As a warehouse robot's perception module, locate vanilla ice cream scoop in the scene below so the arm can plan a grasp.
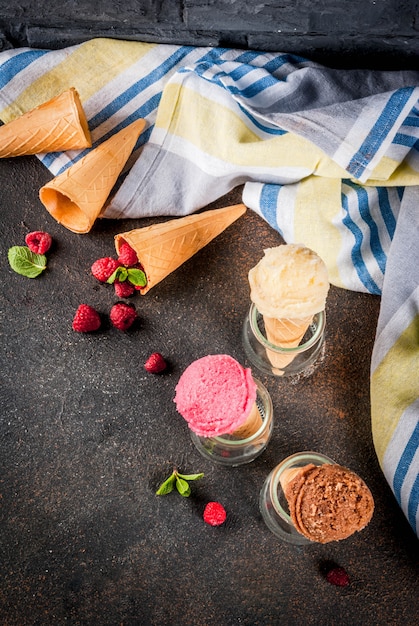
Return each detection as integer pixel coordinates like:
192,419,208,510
248,244,329,319
248,244,329,373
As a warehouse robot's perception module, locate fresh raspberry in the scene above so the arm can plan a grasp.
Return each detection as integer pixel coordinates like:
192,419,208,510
72,304,101,333
118,241,138,266
25,231,52,254
91,257,121,282
203,502,227,526
110,302,137,331
326,567,350,587
144,352,167,374
114,279,135,298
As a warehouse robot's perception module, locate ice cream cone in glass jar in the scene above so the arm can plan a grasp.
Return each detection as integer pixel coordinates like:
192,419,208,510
174,354,273,466
260,451,374,545
243,244,329,376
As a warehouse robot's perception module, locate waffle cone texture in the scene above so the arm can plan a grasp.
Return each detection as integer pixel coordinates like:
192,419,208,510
0,88,91,157
39,119,146,234
263,315,313,371
115,204,246,294
232,401,263,439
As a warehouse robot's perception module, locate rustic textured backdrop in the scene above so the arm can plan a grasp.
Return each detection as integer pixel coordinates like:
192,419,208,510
0,0,418,68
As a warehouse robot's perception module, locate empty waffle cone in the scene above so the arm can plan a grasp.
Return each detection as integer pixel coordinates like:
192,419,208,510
39,119,146,234
263,315,313,372
232,401,263,439
0,88,91,157
114,204,246,294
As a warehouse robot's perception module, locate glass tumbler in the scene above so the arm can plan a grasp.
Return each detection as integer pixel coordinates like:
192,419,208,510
190,378,273,466
259,451,335,545
242,303,325,377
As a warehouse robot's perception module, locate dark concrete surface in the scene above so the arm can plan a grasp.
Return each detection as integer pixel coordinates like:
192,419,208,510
1,154,418,626
1,0,419,69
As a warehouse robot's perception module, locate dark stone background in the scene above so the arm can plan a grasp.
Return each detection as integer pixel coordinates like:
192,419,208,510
1,156,419,626
0,0,418,68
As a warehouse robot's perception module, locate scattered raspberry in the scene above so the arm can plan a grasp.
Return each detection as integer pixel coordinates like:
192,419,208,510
144,352,167,374
91,257,121,282
110,302,137,331
25,231,52,254
114,279,135,298
72,304,101,333
118,241,138,266
203,502,227,526
326,567,350,587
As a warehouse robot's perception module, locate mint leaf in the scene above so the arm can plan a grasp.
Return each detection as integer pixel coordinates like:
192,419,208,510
117,267,128,282
106,266,128,284
8,246,47,278
106,267,119,284
107,266,147,287
176,477,191,497
127,268,147,287
156,473,176,495
155,469,203,497
177,472,204,481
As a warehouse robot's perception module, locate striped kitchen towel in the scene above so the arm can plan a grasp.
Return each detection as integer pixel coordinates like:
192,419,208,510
370,186,419,537
0,38,418,537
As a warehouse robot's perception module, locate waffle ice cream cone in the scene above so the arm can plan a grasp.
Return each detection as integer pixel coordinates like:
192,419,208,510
0,88,91,157
115,204,246,294
249,244,329,373
232,401,263,439
39,119,146,234
263,315,313,370
279,463,374,543
279,466,305,489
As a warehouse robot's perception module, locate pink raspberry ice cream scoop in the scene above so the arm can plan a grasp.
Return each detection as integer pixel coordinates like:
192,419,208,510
174,354,257,437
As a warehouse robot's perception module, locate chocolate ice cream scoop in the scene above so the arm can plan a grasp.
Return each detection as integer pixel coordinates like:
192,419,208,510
280,463,374,543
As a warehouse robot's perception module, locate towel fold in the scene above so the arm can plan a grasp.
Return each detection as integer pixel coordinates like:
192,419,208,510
1,38,418,537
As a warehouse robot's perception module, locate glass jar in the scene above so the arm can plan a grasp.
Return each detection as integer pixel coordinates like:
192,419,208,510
259,451,335,545
190,378,273,466
242,303,325,377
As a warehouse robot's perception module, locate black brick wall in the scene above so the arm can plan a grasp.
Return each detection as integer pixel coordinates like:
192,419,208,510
0,0,418,68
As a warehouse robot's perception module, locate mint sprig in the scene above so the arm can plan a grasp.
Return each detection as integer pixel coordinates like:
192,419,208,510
126,268,147,287
156,469,204,497
107,266,127,284
107,265,147,287
8,246,47,278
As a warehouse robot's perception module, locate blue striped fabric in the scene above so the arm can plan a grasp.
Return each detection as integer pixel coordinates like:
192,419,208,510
370,184,419,539
341,181,388,294
259,185,282,234
347,88,417,179
0,49,49,88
